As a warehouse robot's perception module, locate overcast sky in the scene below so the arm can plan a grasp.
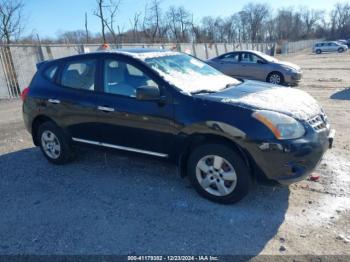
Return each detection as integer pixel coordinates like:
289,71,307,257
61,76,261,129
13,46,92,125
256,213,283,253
25,0,343,38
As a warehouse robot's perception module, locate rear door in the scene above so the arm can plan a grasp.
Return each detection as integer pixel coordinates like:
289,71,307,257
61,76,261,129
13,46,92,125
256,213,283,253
94,55,176,156
214,52,243,77
42,56,102,142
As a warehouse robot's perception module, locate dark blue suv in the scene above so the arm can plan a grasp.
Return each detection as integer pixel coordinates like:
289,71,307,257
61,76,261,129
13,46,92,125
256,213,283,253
22,48,335,203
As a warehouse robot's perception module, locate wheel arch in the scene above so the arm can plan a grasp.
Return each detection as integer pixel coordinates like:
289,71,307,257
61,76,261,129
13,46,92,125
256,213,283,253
31,115,58,146
177,133,254,180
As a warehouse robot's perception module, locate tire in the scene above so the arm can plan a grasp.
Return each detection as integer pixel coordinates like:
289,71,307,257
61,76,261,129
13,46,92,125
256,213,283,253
267,72,284,85
316,49,322,54
187,143,251,204
37,121,73,164
338,47,344,53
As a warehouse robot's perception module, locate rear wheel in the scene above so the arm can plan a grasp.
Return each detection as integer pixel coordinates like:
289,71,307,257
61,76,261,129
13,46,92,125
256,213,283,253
38,121,73,164
187,143,251,204
316,49,322,54
267,72,284,85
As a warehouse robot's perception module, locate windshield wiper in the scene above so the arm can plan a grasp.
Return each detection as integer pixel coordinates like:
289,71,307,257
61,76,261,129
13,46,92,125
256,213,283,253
222,82,241,90
191,89,217,95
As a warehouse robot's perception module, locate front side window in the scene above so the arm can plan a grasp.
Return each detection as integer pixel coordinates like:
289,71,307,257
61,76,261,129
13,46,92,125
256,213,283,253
240,53,260,64
61,59,96,90
104,59,158,97
220,53,240,62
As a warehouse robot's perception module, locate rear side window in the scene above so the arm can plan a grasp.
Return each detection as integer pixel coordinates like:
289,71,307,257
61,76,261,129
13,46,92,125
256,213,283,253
220,53,240,62
43,65,58,81
61,59,96,91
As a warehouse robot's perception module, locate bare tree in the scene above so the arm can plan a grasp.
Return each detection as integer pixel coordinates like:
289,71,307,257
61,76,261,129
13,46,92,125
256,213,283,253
330,2,350,38
166,6,192,42
0,0,24,44
129,12,141,42
94,0,107,43
242,3,270,42
57,30,88,44
143,0,166,42
94,0,122,44
301,7,323,37
85,12,90,43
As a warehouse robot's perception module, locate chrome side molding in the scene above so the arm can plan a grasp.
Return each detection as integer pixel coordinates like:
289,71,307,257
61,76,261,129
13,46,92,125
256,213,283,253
72,137,168,158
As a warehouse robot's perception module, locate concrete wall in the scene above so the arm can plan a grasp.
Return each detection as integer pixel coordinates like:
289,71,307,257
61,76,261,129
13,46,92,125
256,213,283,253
0,42,279,98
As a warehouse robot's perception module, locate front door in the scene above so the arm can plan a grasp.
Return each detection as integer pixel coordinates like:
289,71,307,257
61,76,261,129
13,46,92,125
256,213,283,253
239,52,269,81
95,57,175,156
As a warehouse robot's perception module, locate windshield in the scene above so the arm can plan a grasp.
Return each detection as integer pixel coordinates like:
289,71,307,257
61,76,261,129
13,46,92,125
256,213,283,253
144,53,240,93
255,51,278,63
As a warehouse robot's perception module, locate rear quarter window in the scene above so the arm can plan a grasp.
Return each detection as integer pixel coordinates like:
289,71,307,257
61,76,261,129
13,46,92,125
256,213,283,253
43,65,58,82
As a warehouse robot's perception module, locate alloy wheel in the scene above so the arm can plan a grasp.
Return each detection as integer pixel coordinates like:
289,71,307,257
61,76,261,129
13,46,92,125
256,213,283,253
41,130,61,159
195,155,237,197
269,74,281,84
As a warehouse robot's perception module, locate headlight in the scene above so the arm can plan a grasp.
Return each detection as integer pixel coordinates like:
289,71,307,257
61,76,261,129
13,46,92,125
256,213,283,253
252,110,305,140
282,66,298,73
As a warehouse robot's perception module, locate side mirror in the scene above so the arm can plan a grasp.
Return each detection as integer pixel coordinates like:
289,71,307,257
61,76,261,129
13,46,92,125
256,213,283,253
136,85,160,101
257,59,266,64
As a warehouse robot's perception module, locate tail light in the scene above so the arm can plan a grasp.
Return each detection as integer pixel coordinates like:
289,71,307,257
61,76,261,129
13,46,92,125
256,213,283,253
20,87,30,101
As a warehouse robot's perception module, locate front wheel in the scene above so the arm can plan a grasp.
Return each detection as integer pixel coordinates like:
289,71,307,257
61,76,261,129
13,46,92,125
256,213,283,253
187,144,251,204
316,49,322,54
38,121,73,164
267,72,284,85
338,47,344,53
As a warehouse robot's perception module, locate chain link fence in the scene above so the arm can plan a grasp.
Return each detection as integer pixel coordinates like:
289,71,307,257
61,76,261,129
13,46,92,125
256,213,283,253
0,40,317,99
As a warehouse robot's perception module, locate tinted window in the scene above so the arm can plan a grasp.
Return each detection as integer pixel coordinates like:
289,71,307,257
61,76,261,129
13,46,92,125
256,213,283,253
220,53,239,62
43,65,58,81
240,53,261,63
104,59,158,97
126,64,144,76
61,59,96,90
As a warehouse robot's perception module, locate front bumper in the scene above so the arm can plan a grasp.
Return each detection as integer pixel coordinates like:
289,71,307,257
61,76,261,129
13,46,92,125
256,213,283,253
284,72,302,86
247,127,335,185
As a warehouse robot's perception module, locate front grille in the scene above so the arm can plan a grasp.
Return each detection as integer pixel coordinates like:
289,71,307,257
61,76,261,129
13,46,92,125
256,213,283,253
308,114,328,131
292,73,302,80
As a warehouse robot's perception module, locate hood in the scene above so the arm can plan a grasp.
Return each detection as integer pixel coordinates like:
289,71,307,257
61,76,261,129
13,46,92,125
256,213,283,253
276,61,301,71
201,80,322,120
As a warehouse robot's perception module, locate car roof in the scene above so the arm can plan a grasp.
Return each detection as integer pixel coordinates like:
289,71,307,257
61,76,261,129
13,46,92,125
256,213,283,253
316,41,338,44
108,48,171,53
220,50,264,56
42,48,177,65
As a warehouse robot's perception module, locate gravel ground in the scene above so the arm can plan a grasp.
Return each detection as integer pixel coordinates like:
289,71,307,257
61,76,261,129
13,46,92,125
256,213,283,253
0,50,349,256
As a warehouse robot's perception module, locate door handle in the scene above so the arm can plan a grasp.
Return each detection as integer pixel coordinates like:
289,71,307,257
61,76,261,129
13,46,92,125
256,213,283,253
48,99,60,104
97,106,115,112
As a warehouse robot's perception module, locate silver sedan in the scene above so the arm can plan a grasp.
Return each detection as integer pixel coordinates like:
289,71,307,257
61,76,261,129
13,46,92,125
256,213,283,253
207,50,302,86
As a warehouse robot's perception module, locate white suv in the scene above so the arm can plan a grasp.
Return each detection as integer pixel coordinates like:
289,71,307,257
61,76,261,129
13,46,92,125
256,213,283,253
313,41,348,54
